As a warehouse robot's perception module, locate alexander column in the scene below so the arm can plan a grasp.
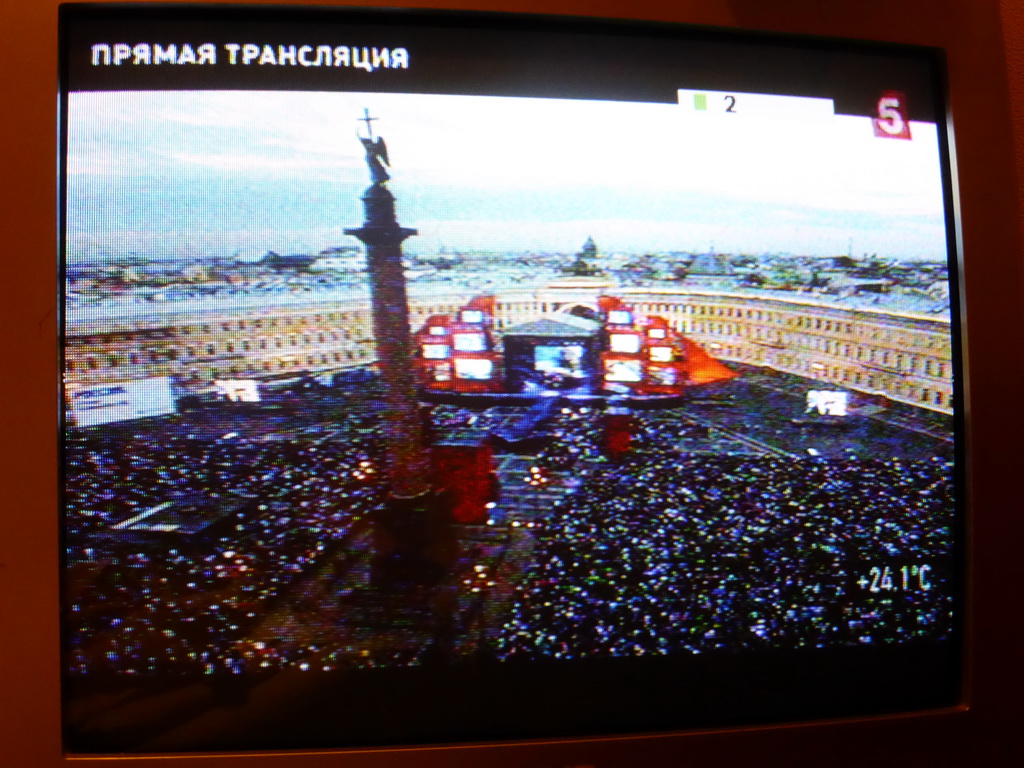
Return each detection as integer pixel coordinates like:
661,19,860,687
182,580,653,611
345,110,453,582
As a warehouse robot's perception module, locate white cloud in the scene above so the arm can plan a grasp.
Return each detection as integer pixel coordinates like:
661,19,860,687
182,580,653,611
66,90,950,259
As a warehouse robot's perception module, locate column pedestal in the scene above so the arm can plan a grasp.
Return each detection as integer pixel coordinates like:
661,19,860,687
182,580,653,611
370,490,457,587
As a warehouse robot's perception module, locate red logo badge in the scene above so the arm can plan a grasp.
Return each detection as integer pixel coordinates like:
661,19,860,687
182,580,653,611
873,91,912,140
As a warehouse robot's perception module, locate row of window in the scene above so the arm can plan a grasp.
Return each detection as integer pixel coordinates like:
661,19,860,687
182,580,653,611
67,332,373,372
747,348,951,409
70,311,373,347
70,303,468,360
198,349,375,380
69,296,948,352
630,300,946,351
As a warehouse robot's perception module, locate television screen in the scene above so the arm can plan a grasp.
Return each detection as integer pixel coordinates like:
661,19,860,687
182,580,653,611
534,344,585,373
56,2,965,757
609,334,642,354
452,332,487,352
422,343,450,359
453,357,494,379
603,359,644,382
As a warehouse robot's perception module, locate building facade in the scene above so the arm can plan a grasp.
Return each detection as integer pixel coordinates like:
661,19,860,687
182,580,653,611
64,282,955,414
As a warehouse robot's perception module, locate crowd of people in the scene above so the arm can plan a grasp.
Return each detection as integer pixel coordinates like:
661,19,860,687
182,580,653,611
536,406,607,469
63,396,957,677
496,436,955,660
64,411,386,677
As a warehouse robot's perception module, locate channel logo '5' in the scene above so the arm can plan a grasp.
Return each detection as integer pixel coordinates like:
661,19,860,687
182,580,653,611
873,90,912,139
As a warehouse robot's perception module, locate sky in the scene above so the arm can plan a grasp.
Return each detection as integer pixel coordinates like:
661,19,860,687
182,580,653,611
65,90,951,262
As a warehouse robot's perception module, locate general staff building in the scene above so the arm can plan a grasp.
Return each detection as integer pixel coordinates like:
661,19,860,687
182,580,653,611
64,281,954,415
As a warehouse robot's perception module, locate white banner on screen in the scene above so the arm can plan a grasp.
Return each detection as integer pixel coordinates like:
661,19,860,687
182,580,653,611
69,377,176,427
214,379,261,402
806,390,849,417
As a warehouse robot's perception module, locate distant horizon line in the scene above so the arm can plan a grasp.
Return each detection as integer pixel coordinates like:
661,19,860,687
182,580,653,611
65,250,951,264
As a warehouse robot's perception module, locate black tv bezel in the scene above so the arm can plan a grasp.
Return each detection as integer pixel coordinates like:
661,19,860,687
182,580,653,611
56,1,967,757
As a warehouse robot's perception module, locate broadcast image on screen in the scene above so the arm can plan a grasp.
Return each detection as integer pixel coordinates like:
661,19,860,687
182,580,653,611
534,345,584,374
60,6,962,754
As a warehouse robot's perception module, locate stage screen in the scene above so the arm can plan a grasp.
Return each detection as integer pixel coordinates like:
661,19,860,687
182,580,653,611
59,4,962,756
453,357,494,379
452,332,486,352
422,343,450,359
604,359,644,382
609,334,642,354
534,344,584,374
